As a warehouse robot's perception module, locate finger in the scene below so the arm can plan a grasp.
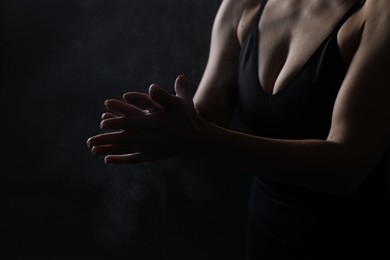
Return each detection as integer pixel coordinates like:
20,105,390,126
105,152,174,164
92,145,136,155
105,153,148,164
100,115,158,131
88,131,158,152
123,92,164,112
105,99,145,116
174,75,194,105
149,84,183,112
87,131,126,148
101,112,118,120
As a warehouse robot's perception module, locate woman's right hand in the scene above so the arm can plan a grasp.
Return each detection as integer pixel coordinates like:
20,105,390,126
87,75,203,164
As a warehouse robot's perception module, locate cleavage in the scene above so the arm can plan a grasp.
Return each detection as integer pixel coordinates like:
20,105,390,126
257,0,356,96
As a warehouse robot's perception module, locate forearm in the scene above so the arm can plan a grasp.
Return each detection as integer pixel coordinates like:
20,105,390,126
192,123,367,196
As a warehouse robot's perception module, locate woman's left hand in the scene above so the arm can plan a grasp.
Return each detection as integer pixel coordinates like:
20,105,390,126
86,75,208,164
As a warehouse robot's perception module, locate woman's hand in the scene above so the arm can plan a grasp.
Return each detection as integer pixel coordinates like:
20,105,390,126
86,75,208,164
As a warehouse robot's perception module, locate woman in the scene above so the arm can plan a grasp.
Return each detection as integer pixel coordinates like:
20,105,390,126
87,0,390,258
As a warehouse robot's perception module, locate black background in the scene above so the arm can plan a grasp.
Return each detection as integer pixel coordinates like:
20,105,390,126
1,0,253,259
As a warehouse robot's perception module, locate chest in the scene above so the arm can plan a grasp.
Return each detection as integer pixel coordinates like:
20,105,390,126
237,0,366,95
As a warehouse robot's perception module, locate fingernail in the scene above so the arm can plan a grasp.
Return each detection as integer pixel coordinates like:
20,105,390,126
105,99,111,106
150,84,158,94
104,156,112,164
100,121,108,128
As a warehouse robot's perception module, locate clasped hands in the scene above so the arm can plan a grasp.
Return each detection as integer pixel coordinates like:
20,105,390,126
86,75,207,164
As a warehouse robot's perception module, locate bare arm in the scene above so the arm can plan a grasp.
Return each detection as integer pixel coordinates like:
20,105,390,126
194,0,390,196
88,0,389,197
193,0,246,127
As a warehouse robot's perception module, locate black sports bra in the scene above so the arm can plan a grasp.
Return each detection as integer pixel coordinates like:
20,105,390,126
237,0,365,140
235,0,390,207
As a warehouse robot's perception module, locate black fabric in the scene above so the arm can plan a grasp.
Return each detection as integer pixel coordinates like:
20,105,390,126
238,0,364,140
237,0,390,258
244,178,390,259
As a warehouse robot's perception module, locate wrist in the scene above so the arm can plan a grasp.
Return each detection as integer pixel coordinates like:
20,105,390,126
185,118,225,160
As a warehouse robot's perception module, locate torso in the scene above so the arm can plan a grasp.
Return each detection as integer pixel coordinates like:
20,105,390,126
237,0,366,95
235,0,390,253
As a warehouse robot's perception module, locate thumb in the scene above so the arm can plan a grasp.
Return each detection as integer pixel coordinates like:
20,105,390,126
174,75,194,106
149,84,181,112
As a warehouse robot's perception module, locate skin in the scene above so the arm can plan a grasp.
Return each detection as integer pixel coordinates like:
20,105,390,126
87,0,390,196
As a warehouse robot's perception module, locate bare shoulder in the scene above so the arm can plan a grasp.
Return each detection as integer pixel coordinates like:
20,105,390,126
193,0,259,126
355,0,390,68
362,0,390,40
213,0,255,32
212,0,260,46
365,0,390,15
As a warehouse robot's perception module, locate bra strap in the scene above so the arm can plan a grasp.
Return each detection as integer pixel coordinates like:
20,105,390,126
255,0,269,25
